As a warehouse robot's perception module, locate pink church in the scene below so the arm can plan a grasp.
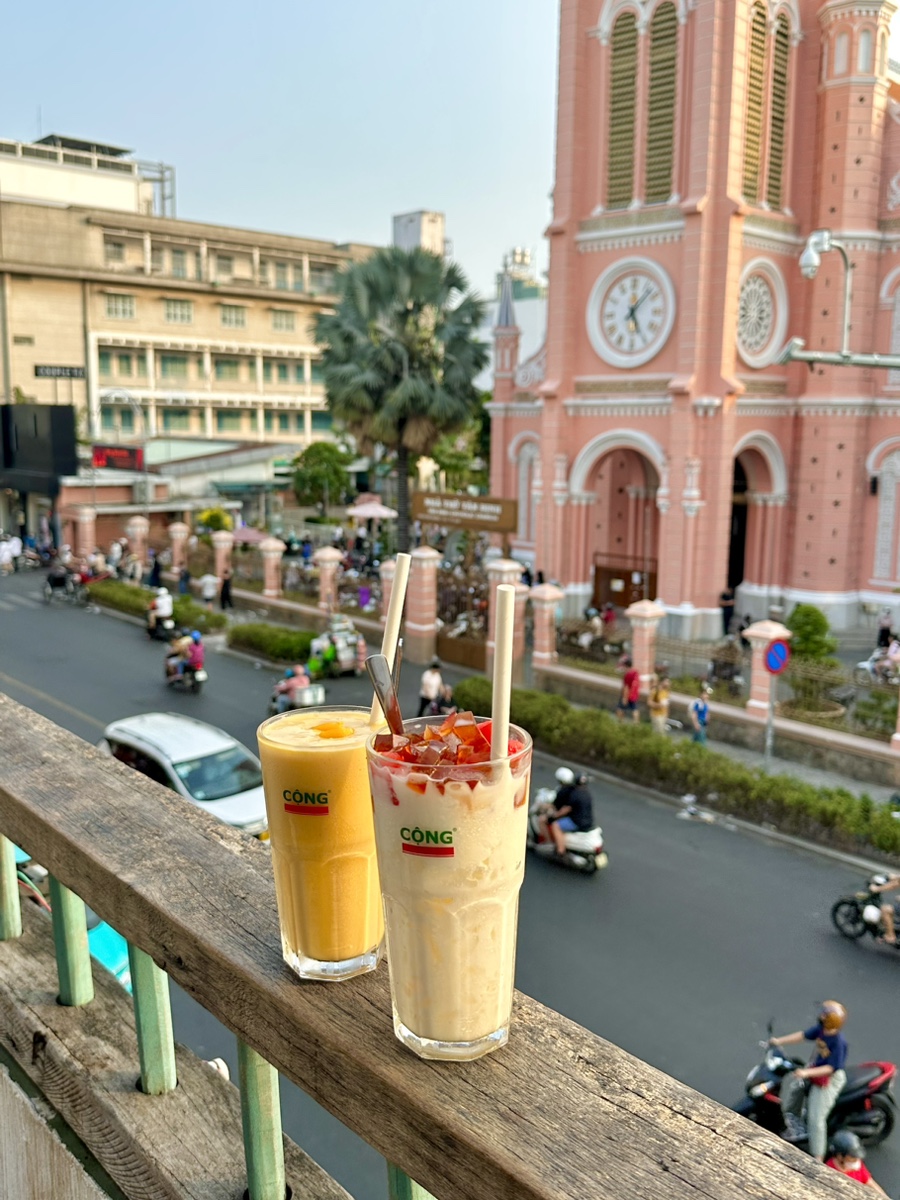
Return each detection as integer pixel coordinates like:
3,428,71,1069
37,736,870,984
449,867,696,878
490,0,900,636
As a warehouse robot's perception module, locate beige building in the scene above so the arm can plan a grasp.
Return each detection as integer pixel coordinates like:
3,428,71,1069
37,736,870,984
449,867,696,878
0,134,377,446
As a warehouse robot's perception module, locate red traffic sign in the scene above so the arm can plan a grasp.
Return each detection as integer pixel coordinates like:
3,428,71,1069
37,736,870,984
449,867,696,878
764,639,791,675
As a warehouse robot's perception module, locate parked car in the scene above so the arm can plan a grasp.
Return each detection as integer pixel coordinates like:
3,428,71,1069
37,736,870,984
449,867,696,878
97,713,268,839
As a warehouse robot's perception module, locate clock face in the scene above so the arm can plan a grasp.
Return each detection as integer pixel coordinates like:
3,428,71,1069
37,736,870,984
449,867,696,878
737,273,775,361
586,259,676,369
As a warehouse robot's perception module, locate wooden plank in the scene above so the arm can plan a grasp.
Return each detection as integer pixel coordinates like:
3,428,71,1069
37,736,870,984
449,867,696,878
0,905,350,1200
48,876,94,1007
0,692,849,1200
238,1040,286,1200
129,944,177,1095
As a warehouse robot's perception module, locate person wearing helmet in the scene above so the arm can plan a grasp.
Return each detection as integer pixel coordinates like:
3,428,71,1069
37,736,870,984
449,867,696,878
826,1130,887,1192
539,767,595,856
870,872,900,945
146,585,173,635
186,630,205,673
165,628,193,678
769,1001,849,1160
273,664,311,713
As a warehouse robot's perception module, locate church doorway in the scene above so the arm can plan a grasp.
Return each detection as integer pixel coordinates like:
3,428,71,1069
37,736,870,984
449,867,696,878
728,459,749,589
585,448,659,609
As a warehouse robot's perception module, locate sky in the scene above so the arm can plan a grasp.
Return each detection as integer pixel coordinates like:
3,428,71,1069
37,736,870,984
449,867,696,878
2,4,899,303
0,0,558,300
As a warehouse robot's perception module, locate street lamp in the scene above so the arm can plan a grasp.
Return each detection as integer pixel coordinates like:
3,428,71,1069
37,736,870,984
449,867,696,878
776,227,900,370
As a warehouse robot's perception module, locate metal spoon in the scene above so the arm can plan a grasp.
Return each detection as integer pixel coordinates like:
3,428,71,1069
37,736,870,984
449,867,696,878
366,653,405,736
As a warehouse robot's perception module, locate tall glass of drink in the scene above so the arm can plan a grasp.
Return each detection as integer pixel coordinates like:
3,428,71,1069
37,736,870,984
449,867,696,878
257,706,384,981
366,712,532,1060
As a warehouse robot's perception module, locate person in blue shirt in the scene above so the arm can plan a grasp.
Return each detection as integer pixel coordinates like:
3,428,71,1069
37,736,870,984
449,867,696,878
769,1000,848,1160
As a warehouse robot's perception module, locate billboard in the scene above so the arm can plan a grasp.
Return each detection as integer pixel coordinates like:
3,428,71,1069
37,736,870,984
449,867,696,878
411,493,518,533
92,444,144,471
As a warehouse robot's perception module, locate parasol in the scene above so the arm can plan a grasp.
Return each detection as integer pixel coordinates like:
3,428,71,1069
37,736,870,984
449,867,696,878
346,500,398,520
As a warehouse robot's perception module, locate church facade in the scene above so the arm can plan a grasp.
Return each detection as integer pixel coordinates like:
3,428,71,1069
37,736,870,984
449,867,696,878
489,0,900,635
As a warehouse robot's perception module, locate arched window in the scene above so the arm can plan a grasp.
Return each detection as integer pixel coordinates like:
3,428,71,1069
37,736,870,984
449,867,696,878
834,31,849,75
607,12,639,209
516,442,539,542
766,15,791,209
645,2,679,204
878,31,888,77
742,3,768,204
858,29,873,73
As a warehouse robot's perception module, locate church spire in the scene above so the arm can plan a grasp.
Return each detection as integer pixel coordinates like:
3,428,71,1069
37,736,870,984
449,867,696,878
495,270,516,329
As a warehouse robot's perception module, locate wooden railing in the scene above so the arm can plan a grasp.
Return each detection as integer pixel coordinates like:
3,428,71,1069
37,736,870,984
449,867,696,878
0,693,848,1199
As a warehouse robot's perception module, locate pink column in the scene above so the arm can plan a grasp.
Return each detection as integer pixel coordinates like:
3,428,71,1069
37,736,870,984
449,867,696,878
405,546,442,664
625,599,667,688
125,516,149,565
167,522,190,571
379,558,396,625
260,536,287,599
486,558,525,678
744,620,792,720
211,530,234,580
531,583,565,668
313,546,343,612
75,507,96,558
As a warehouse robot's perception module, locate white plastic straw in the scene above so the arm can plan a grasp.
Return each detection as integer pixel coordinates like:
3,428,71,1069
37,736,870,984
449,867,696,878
491,584,515,759
369,552,411,726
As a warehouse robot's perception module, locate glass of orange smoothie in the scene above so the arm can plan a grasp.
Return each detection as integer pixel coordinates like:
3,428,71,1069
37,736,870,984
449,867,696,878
257,706,384,981
366,712,532,1060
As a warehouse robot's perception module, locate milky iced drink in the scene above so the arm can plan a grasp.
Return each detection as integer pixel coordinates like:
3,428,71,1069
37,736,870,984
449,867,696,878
367,713,532,1059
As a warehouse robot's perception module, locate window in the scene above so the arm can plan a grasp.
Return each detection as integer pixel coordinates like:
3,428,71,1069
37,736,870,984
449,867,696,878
858,29,873,74
220,304,247,329
293,263,305,292
195,251,203,280
106,293,135,319
834,31,849,76
606,14,638,209
215,358,240,381
101,407,115,430
171,249,187,279
99,351,112,375
117,353,133,376
120,408,134,432
150,246,164,273
258,260,269,285
645,3,678,205
742,3,768,204
309,266,336,294
217,410,243,432
766,16,791,209
162,409,191,432
310,359,324,384
264,411,274,432
275,262,289,290
273,309,295,332
262,361,272,382
160,354,188,380
311,409,332,431
295,362,306,383
13,335,34,345
164,299,193,324
277,362,289,382
217,254,233,277
104,239,125,263
136,353,147,377
278,412,290,432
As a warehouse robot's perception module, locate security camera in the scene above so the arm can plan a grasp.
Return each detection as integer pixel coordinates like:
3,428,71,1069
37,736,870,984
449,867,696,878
799,245,821,280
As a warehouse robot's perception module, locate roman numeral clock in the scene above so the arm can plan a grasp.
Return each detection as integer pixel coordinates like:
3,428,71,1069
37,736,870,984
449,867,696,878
586,257,676,369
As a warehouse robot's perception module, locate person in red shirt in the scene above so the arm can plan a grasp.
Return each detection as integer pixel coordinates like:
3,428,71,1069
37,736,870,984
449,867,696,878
616,656,641,723
825,1130,886,1193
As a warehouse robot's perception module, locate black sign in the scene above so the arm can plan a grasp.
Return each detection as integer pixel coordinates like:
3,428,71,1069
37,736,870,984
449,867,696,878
92,444,144,471
35,365,86,379
0,405,78,495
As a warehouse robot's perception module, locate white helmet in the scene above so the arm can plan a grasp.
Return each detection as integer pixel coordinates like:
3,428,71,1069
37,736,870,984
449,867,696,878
555,767,576,786
157,587,169,596
863,904,883,925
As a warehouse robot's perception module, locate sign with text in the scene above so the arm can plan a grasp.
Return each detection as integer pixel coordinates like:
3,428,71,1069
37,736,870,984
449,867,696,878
411,493,518,533
92,444,144,471
35,365,85,379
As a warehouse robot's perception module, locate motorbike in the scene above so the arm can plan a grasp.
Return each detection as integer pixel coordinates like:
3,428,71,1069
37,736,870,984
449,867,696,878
527,786,608,875
832,874,900,950
733,1024,896,1150
147,611,176,641
43,567,88,606
854,650,900,687
165,660,207,694
267,681,327,715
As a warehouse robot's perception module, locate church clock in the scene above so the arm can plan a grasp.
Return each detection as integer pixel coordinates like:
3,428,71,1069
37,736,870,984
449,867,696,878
586,257,676,369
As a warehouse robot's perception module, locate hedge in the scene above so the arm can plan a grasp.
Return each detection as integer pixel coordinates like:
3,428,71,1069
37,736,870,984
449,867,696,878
86,579,227,633
452,676,900,862
227,622,315,664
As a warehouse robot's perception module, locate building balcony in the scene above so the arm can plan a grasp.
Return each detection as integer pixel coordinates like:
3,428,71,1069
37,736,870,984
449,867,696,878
0,693,838,1200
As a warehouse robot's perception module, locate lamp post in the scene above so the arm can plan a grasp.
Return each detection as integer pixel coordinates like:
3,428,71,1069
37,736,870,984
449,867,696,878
777,228,900,371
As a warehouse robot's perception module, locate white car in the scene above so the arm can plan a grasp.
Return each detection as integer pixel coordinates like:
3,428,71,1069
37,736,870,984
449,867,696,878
98,713,268,839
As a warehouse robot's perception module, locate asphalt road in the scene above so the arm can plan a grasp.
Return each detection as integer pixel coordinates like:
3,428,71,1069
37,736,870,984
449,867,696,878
2,569,900,1198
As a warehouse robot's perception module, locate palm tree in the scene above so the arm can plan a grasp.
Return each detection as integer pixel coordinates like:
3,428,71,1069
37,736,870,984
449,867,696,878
314,247,488,552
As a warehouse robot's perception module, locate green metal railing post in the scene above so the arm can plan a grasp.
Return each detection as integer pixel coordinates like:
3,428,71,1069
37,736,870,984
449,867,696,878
237,1039,286,1200
0,835,23,940
128,943,177,1094
48,876,94,1006
387,1164,438,1200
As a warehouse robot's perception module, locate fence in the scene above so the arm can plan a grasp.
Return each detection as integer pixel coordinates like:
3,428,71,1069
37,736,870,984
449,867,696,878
0,693,844,1200
436,564,488,671
775,659,900,742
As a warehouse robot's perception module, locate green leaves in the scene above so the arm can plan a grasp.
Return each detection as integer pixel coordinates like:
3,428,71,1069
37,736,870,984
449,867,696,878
292,442,352,510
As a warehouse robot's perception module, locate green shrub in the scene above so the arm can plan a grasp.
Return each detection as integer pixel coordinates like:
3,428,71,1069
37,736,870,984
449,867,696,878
86,579,226,633
452,675,899,864
227,623,314,663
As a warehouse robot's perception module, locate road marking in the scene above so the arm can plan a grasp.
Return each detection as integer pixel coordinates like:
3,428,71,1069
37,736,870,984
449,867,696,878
0,669,106,731
5,594,39,607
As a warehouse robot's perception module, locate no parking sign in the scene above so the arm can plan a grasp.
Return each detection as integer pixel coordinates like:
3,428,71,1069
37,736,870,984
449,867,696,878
764,639,791,675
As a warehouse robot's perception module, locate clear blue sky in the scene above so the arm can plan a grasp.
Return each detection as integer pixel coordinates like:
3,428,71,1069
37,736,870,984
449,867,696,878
0,0,559,300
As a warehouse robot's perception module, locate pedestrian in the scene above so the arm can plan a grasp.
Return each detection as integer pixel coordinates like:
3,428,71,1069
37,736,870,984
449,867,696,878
148,555,162,589
689,684,711,745
0,538,12,576
616,656,641,723
179,565,191,595
719,586,735,637
199,571,219,610
8,532,22,571
416,658,445,718
877,607,893,650
521,564,534,587
647,670,670,735
220,566,234,610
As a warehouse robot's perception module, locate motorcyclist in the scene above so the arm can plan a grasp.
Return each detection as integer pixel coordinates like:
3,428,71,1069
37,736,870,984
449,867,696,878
825,1130,887,1193
870,873,900,945
147,586,173,635
185,630,205,675
274,664,311,713
769,1000,848,1160
540,767,595,857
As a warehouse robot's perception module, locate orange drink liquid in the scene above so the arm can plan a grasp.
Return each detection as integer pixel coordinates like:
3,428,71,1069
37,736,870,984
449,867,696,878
257,707,384,981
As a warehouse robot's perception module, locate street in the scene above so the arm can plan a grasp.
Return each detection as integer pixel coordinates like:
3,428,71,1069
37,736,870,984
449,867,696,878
2,569,900,1200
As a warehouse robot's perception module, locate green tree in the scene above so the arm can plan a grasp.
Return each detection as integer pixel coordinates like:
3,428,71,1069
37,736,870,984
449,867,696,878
785,603,842,712
786,604,838,660
197,506,233,532
314,247,488,551
430,392,491,492
292,441,351,511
